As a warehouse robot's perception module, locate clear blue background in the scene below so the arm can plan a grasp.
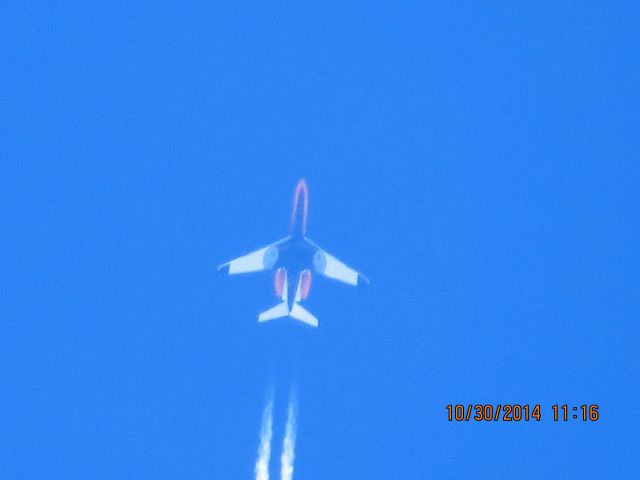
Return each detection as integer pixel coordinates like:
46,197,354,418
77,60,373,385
2,2,639,478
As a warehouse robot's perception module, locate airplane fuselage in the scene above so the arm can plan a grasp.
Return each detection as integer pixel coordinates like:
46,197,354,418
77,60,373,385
290,178,309,239
275,237,316,307
269,179,318,307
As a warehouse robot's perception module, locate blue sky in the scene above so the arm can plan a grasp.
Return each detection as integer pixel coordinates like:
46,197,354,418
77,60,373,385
2,2,639,478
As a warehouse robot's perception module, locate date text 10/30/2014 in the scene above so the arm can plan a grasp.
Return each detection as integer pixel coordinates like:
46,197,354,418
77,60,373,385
446,404,600,422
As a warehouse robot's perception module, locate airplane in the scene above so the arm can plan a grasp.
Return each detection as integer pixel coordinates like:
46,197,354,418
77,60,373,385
218,179,368,327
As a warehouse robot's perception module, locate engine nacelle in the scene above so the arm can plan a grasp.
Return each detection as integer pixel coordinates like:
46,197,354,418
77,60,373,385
299,269,312,300
274,267,286,297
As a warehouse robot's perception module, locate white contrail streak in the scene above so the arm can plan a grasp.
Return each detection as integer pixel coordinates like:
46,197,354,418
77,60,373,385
255,390,274,480
280,391,298,480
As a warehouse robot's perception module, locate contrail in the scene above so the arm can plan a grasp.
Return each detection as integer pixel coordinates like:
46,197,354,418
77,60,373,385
255,389,274,480
280,390,298,480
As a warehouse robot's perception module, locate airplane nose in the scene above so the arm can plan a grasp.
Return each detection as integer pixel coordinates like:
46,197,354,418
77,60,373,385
290,179,309,236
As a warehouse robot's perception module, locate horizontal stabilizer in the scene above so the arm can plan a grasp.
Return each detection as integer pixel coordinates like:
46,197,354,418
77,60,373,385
258,302,289,322
290,303,319,328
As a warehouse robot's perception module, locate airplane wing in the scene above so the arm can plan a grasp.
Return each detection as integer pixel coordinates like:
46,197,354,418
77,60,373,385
218,236,290,275
306,238,369,286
